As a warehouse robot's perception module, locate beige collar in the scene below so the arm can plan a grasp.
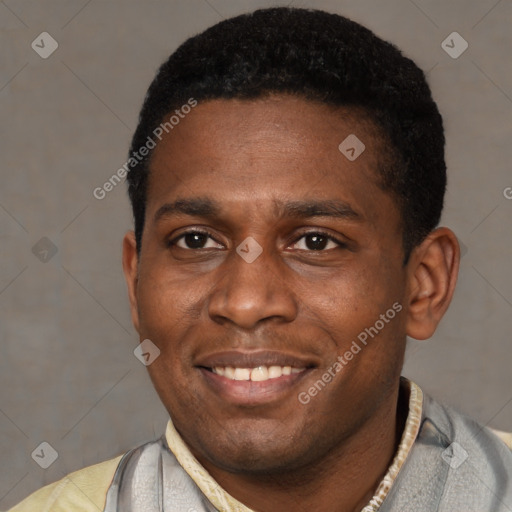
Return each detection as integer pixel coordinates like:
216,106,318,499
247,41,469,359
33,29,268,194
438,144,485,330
165,378,424,512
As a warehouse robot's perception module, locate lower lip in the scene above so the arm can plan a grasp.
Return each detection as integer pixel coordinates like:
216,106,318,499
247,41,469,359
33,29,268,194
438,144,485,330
199,368,312,406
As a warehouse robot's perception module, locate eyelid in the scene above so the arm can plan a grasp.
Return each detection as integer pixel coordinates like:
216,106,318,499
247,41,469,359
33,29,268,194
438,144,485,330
288,228,347,249
167,227,347,250
167,227,224,248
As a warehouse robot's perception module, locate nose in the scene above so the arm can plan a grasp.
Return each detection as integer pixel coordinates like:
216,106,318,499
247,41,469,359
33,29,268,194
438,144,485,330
207,244,298,330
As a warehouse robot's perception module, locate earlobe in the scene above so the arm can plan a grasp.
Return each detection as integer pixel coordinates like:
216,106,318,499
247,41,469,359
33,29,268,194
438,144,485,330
122,231,140,334
405,227,460,340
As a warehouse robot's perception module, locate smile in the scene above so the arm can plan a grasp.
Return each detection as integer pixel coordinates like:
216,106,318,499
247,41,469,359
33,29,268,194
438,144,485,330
195,350,318,405
211,365,306,381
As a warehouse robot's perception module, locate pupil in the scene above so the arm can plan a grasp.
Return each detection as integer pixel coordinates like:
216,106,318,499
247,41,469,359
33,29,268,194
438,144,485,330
182,233,329,250
306,234,327,250
185,233,206,248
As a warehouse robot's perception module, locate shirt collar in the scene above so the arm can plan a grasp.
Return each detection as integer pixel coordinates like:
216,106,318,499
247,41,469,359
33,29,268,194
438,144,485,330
165,377,423,512
360,377,423,511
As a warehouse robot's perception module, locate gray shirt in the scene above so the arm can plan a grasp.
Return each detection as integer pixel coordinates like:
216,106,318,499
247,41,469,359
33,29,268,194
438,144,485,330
104,392,512,512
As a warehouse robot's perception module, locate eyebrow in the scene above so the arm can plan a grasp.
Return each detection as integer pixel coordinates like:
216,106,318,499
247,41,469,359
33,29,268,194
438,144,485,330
279,199,362,221
154,197,221,223
153,197,363,224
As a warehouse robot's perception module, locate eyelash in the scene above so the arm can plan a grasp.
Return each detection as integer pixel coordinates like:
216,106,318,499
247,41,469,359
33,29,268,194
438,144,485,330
167,228,347,251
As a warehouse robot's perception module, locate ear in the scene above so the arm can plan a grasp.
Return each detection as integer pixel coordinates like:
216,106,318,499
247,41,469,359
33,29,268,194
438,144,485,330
122,230,140,334
405,227,460,340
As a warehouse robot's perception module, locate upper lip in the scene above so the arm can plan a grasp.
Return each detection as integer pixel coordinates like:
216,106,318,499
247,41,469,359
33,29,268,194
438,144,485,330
195,350,319,369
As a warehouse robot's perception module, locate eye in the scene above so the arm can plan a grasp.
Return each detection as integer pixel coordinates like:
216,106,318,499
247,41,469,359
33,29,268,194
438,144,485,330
167,229,346,252
289,231,346,251
168,229,223,250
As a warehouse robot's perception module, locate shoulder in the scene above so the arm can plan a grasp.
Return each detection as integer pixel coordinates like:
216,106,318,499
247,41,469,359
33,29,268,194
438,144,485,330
421,393,512,509
490,428,512,450
7,454,123,512
423,393,512,457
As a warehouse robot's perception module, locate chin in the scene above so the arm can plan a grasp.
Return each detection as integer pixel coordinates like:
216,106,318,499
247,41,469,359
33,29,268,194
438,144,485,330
197,425,323,475
208,446,307,475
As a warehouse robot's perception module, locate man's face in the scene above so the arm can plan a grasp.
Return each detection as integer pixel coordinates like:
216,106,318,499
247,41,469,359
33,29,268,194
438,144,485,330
126,95,410,474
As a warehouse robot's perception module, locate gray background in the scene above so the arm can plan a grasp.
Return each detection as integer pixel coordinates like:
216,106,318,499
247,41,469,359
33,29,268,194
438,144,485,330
1,0,511,508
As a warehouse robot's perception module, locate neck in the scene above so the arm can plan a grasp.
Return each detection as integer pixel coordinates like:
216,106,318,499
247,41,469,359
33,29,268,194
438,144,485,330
198,384,408,512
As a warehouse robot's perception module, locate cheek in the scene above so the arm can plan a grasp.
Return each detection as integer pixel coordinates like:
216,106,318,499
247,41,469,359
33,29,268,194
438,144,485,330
135,268,213,387
300,262,405,377
137,268,202,332
302,264,391,327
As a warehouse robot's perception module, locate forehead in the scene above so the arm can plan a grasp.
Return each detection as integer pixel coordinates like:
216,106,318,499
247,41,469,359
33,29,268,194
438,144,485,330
145,95,398,230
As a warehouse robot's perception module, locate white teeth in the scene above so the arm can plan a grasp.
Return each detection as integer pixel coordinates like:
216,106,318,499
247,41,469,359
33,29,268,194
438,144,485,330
211,365,305,382
233,368,251,381
251,366,269,382
268,366,282,379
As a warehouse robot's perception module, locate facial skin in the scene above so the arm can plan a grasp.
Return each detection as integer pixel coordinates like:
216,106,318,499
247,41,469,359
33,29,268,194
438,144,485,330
123,95,459,512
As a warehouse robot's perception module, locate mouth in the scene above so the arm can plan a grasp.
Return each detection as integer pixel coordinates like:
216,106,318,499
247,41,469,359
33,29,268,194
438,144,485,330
195,350,317,406
210,365,305,381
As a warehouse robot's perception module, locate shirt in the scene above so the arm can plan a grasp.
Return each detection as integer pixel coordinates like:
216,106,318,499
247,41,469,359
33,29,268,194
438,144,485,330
7,378,512,511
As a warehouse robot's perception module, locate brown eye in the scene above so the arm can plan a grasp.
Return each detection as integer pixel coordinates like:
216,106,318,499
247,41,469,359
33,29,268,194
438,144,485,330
168,230,223,250
290,231,345,251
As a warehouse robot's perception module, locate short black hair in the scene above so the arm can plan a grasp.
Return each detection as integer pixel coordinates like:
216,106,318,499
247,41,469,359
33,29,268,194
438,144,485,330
127,7,446,263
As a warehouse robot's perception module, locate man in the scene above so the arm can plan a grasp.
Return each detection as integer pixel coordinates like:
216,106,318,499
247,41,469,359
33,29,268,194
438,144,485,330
10,6,512,512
